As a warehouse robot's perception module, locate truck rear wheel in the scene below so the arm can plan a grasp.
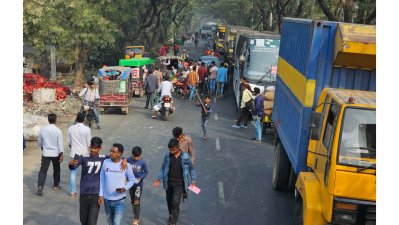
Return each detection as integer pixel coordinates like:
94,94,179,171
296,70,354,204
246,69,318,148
287,166,296,192
272,142,291,191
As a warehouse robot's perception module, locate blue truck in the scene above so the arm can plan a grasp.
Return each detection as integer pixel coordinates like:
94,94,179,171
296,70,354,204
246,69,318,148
272,18,376,225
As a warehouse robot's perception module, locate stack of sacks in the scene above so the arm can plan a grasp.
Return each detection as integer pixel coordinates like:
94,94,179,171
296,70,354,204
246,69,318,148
264,86,275,116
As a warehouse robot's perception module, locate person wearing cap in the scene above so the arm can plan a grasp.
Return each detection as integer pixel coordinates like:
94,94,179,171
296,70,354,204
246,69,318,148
79,79,101,129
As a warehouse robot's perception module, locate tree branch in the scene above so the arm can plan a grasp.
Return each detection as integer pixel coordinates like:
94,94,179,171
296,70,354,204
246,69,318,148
365,8,376,24
316,0,338,21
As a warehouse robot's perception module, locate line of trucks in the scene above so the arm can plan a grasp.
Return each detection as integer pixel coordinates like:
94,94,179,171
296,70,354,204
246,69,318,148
208,18,376,225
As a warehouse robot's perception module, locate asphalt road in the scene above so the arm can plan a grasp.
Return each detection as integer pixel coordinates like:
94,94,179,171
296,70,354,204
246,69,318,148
23,39,299,225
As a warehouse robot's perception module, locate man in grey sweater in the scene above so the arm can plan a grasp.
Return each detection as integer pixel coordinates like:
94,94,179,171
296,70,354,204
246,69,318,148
144,69,159,111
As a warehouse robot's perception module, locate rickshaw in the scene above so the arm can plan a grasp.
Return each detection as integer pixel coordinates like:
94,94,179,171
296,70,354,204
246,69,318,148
97,66,132,115
156,55,186,94
119,57,155,97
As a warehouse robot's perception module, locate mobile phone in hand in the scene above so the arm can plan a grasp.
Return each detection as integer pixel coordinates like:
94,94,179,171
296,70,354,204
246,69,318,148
74,154,79,160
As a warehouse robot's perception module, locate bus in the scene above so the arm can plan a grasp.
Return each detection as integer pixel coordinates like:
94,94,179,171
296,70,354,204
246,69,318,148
232,31,280,107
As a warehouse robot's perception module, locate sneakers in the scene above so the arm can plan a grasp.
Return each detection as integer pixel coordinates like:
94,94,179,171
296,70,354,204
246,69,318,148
183,193,188,203
203,136,207,140
232,125,240,128
37,186,43,196
242,125,248,128
132,218,140,225
52,186,61,191
253,139,262,143
96,124,101,129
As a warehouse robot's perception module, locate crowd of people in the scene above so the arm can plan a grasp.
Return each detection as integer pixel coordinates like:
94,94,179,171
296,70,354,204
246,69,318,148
37,112,198,225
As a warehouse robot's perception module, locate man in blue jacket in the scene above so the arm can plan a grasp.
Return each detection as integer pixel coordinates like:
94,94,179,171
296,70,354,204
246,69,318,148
153,138,197,225
252,87,264,143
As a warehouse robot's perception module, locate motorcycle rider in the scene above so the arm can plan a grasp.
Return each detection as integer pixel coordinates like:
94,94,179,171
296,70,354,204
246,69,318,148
79,79,101,129
152,76,174,119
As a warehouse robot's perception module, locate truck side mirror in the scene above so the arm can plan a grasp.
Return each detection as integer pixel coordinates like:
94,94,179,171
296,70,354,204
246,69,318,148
310,112,323,141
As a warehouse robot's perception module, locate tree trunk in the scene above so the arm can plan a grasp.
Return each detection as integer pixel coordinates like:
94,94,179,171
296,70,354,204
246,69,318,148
74,42,89,89
316,0,338,21
342,0,354,23
151,15,161,53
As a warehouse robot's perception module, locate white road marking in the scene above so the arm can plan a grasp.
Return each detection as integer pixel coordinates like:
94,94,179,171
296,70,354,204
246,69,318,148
218,181,225,205
215,113,218,121
216,138,220,151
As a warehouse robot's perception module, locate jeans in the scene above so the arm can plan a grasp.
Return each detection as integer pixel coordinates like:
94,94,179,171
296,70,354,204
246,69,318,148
201,116,209,136
166,184,184,224
37,155,61,188
79,194,100,225
104,198,126,225
235,107,249,127
70,166,79,193
189,86,196,101
209,79,216,94
253,115,262,141
217,82,225,96
129,185,143,219
145,92,155,109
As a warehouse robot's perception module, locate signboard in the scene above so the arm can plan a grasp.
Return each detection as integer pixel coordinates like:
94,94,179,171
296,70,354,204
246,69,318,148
264,39,280,48
131,68,140,79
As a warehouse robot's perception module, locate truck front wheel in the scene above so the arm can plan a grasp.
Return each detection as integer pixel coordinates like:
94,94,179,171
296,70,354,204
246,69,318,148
272,142,291,191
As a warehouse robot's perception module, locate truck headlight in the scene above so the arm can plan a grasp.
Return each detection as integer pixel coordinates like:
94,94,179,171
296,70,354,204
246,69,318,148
334,210,356,224
333,201,358,224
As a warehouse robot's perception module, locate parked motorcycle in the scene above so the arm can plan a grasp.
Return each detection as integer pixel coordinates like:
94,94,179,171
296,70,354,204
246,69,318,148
82,100,96,127
160,95,174,121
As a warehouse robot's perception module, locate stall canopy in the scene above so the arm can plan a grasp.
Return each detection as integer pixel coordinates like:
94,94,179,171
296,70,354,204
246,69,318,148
119,57,154,67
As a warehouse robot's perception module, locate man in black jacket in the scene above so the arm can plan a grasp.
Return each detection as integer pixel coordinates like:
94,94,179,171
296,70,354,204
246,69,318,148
144,69,159,111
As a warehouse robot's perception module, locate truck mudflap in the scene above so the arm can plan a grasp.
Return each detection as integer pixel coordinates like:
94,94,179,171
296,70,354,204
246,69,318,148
296,172,326,225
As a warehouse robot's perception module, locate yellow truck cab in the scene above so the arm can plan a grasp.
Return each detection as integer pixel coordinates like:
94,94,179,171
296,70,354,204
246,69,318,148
272,18,376,225
125,46,145,59
297,89,376,225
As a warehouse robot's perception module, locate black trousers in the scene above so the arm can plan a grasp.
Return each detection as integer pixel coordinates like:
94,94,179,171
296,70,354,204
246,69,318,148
166,184,184,224
79,194,100,225
236,107,250,126
145,92,155,109
129,185,143,219
37,155,61,188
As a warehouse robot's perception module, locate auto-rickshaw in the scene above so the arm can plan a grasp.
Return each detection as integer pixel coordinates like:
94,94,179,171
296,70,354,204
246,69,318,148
119,57,155,97
97,66,132,115
125,46,145,59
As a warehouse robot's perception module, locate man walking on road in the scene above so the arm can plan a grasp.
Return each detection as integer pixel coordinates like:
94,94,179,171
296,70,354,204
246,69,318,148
217,63,228,98
153,65,163,86
144,69,159,111
196,95,213,140
37,113,64,196
68,137,105,225
153,138,197,225
198,62,208,95
98,143,136,225
252,87,264,143
68,112,92,198
208,61,218,95
186,66,199,101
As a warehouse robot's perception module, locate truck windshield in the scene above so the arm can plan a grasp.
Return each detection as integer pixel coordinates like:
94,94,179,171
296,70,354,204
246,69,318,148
338,108,376,167
126,48,143,55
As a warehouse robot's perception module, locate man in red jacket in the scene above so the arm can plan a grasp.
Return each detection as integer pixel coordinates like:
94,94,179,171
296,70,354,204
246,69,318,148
197,62,208,95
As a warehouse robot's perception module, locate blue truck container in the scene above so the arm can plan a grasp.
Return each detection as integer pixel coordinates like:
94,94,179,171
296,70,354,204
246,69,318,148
272,18,376,174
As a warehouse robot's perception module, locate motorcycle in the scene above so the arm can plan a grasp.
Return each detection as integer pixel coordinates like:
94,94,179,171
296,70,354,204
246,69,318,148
82,100,96,127
160,95,174,121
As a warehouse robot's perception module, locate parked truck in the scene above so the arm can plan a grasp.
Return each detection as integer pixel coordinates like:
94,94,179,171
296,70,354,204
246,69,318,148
272,18,376,225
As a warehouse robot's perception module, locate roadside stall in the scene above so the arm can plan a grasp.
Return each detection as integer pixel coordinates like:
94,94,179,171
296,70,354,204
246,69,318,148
98,66,132,115
119,57,155,97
